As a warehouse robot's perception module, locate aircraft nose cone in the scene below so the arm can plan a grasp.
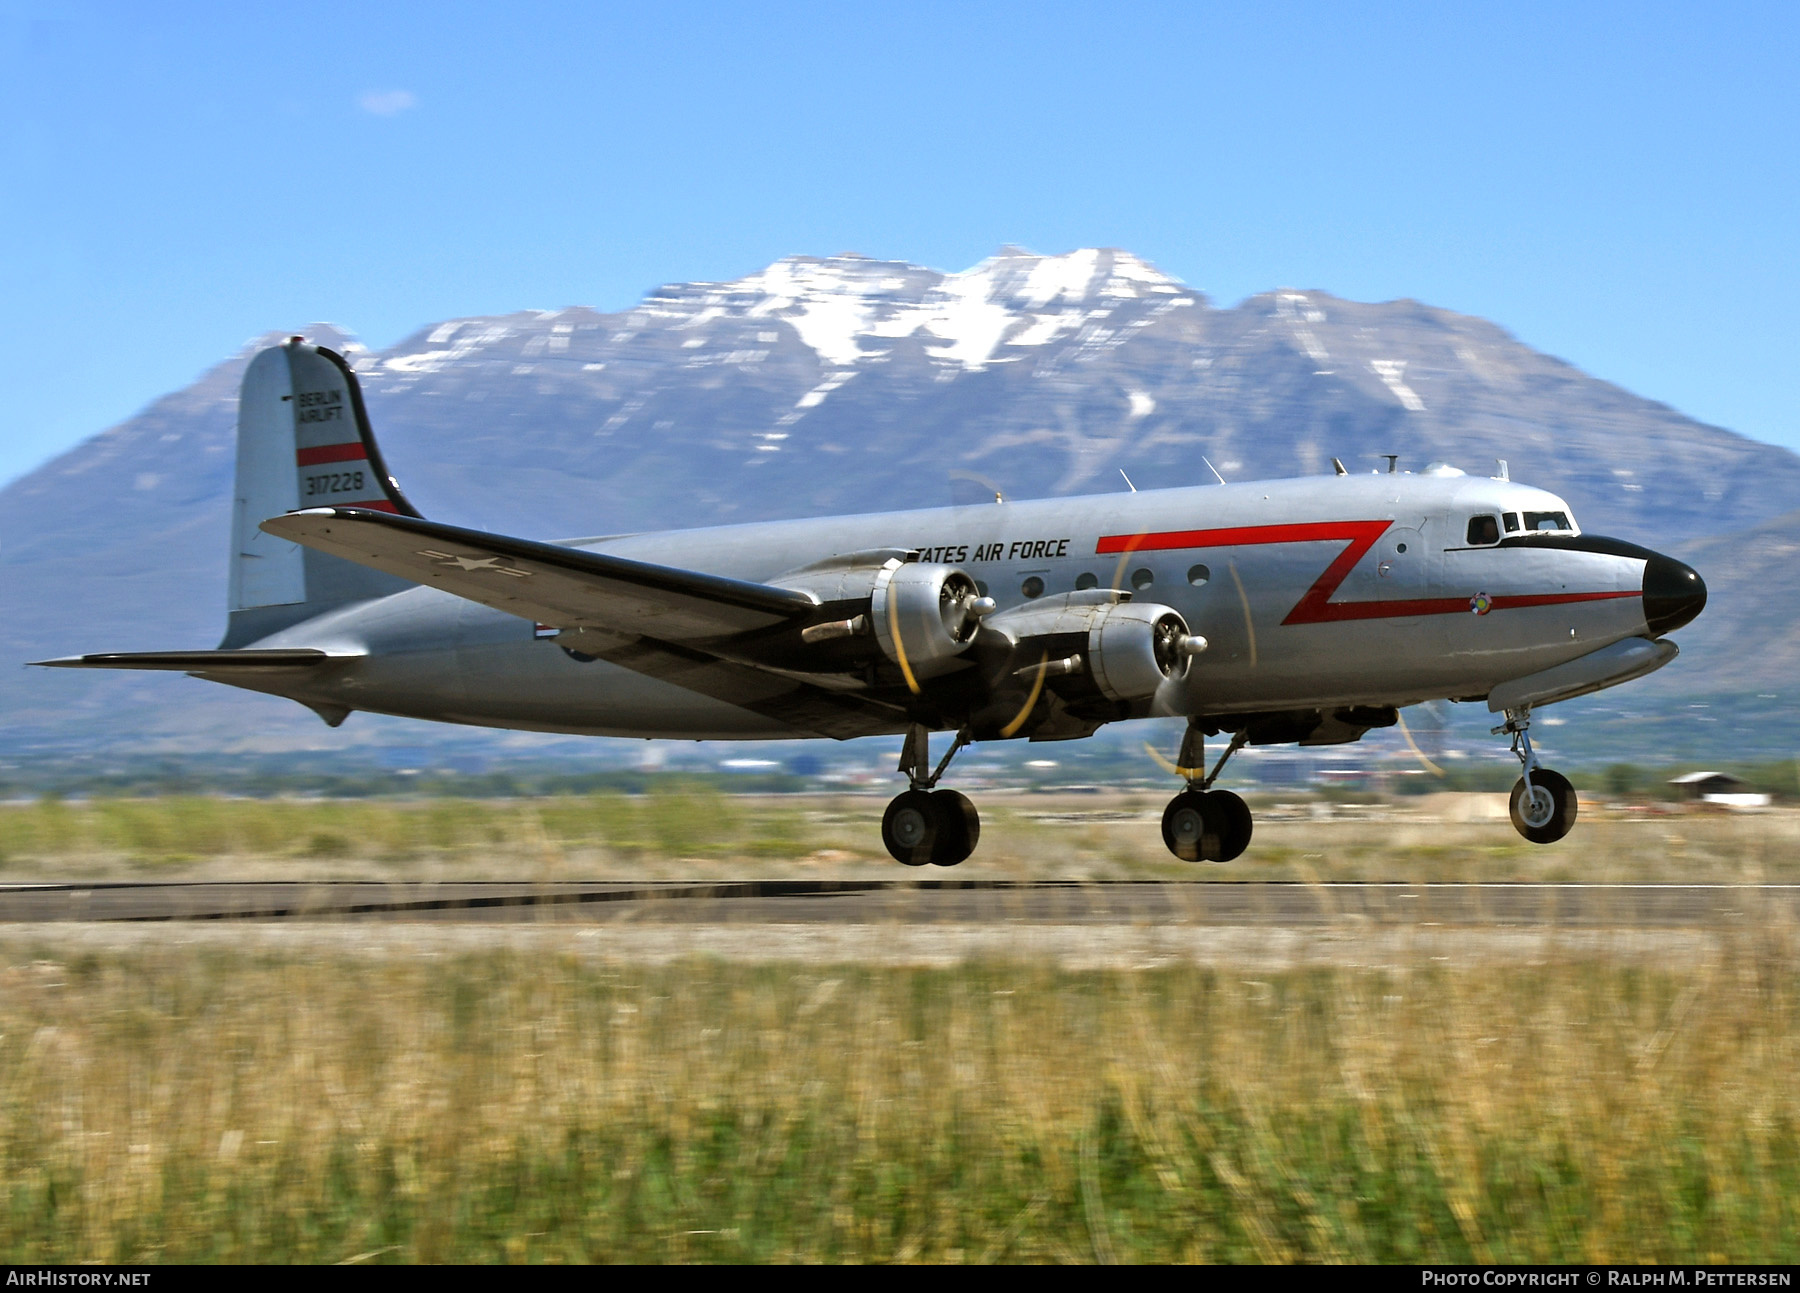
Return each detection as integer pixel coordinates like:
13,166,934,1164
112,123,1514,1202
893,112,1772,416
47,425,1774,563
1643,552,1706,636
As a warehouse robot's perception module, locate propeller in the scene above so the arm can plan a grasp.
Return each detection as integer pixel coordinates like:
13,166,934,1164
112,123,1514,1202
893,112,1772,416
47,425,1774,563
1000,650,1051,737
948,469,1006,506
1226,560,1257,669
1108,532,1146,593
1142,738,1203,781
885,584,922,695
1394,704,1445,778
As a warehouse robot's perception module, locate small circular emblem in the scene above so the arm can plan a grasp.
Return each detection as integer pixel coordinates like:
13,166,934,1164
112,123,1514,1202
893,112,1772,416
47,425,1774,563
1469,592,1493,615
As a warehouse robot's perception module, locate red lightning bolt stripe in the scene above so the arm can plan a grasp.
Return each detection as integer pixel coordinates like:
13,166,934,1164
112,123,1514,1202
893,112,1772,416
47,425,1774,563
1095,522,1640,625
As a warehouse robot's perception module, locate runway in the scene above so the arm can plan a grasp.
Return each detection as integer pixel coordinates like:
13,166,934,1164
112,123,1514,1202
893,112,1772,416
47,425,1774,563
1,879,1796,927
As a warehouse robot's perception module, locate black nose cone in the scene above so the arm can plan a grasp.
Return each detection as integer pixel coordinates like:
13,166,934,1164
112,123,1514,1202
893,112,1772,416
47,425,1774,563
1643,553,1706,635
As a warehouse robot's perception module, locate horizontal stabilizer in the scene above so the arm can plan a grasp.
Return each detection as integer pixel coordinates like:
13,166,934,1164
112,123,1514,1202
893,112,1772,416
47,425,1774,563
261,508,818,640
30,649,351,672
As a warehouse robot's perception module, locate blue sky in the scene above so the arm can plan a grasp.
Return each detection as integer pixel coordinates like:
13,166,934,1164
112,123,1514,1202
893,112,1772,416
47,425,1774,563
2,1,1795,487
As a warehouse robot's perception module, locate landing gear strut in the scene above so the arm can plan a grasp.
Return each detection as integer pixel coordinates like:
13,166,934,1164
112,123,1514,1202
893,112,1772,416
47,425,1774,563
1161,723,1254,863
1496,706,1576,844
882,725,980,866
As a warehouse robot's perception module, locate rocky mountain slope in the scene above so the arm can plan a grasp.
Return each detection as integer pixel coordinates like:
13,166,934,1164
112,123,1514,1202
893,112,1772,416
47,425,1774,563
4,248,1792,755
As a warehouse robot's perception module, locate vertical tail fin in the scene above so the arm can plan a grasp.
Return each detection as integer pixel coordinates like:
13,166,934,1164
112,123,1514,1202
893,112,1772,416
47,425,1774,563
223,337,422,646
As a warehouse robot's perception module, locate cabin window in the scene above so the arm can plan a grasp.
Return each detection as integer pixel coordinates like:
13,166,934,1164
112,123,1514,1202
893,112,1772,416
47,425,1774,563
1187,564,1211,586
1503,512,1522,533
1131,568,1155,591
1523,510,1572,532
1075,572,1099,590
1466,515,1500,545
1020,576,1045,599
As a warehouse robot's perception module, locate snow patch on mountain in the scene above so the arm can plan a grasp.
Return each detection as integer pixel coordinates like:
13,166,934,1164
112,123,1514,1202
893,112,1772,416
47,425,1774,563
1020,247,1100,306
918,268,1019,369
385,322,516,374
640,247,1193,373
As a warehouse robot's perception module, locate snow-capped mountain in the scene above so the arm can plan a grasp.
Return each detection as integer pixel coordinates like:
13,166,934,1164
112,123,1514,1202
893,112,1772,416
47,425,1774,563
4,247,1796,751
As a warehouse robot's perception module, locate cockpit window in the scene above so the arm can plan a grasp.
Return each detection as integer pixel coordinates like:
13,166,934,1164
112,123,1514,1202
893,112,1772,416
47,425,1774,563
1466,515,1500,545
1503,512,1521,533
1523,510,1573,533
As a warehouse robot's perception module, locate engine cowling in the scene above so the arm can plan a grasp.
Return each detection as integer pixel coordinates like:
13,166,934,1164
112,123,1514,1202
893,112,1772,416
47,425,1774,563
1088,602,1194,701
869,561,984,681
987,591,1197,702
769,550,985,681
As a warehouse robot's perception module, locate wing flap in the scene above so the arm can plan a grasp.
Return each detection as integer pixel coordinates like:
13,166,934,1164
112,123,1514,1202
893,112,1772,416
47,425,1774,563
261,508,816,639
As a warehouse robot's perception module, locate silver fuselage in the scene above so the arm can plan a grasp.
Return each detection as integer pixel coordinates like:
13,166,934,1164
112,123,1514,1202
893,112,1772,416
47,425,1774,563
228,471,1667,741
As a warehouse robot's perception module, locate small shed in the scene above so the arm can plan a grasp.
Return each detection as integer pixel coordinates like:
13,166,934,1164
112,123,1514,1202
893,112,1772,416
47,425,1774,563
1668,771,1770,808
1669,771,1747,799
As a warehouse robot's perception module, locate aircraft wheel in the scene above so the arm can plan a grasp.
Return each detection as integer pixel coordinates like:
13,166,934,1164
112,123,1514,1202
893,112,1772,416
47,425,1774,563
883,790,939,866
929,789,980,866
1205,789,1254,862
1161,789,1217,862
1509,769,1577,845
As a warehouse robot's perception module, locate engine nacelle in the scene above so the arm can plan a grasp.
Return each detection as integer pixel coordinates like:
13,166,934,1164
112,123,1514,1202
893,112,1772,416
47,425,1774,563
1089,602,1195,701
869,561,984,681
766,550,987,681
987,591,1197,702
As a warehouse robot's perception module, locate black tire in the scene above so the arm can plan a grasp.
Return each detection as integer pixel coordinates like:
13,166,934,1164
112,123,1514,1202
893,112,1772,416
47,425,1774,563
929,790,981,866
1161,789,1217,862
1205,789,1254,862
882,790,938,866
1509,768,1577,844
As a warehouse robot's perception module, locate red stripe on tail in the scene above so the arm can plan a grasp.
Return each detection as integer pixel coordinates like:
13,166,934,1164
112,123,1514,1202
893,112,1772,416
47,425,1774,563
296,443,370,466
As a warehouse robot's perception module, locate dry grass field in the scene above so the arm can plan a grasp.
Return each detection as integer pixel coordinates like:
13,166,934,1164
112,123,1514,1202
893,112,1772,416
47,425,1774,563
2,788,1798,884
2,792,1797,1263
0,947,1795,1263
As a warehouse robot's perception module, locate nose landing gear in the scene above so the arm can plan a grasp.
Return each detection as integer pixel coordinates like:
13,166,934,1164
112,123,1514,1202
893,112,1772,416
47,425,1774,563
1496,706,1576,844
882,725,980,866
1160,724,1254,863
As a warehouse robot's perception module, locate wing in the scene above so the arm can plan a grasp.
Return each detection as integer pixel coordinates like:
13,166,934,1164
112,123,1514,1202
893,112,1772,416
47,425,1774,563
579,637,906,739
262,507,912,739
261,507,817,640
30,649,353,672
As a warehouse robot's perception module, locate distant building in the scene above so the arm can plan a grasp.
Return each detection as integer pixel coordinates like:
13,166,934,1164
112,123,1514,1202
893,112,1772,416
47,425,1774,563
1250,755,1308,788
1668,771,1771,808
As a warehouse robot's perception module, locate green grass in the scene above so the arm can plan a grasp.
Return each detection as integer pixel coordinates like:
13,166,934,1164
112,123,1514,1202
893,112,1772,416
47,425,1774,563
0,787,818,870
1,949,1795,1262
6,789,1800,884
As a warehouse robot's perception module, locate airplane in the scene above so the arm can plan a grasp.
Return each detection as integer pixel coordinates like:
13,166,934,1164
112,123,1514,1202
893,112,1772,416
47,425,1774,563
35,337,1707,865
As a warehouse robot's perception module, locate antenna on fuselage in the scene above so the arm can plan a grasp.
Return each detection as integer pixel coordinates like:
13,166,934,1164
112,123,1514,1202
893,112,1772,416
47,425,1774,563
1494,459,1510,482
1119,468,1137,493
1381,454,1399,474
1202,457,1227,486
1331,457,1348,476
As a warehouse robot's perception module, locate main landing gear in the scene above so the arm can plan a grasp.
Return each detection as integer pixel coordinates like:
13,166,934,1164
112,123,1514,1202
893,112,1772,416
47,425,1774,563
882,726,981,866
1496,706,1576,844
1161,723,1254,863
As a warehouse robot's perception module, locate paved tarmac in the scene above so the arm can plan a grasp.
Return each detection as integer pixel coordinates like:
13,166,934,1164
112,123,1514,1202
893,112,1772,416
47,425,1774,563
1,879,1795,927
